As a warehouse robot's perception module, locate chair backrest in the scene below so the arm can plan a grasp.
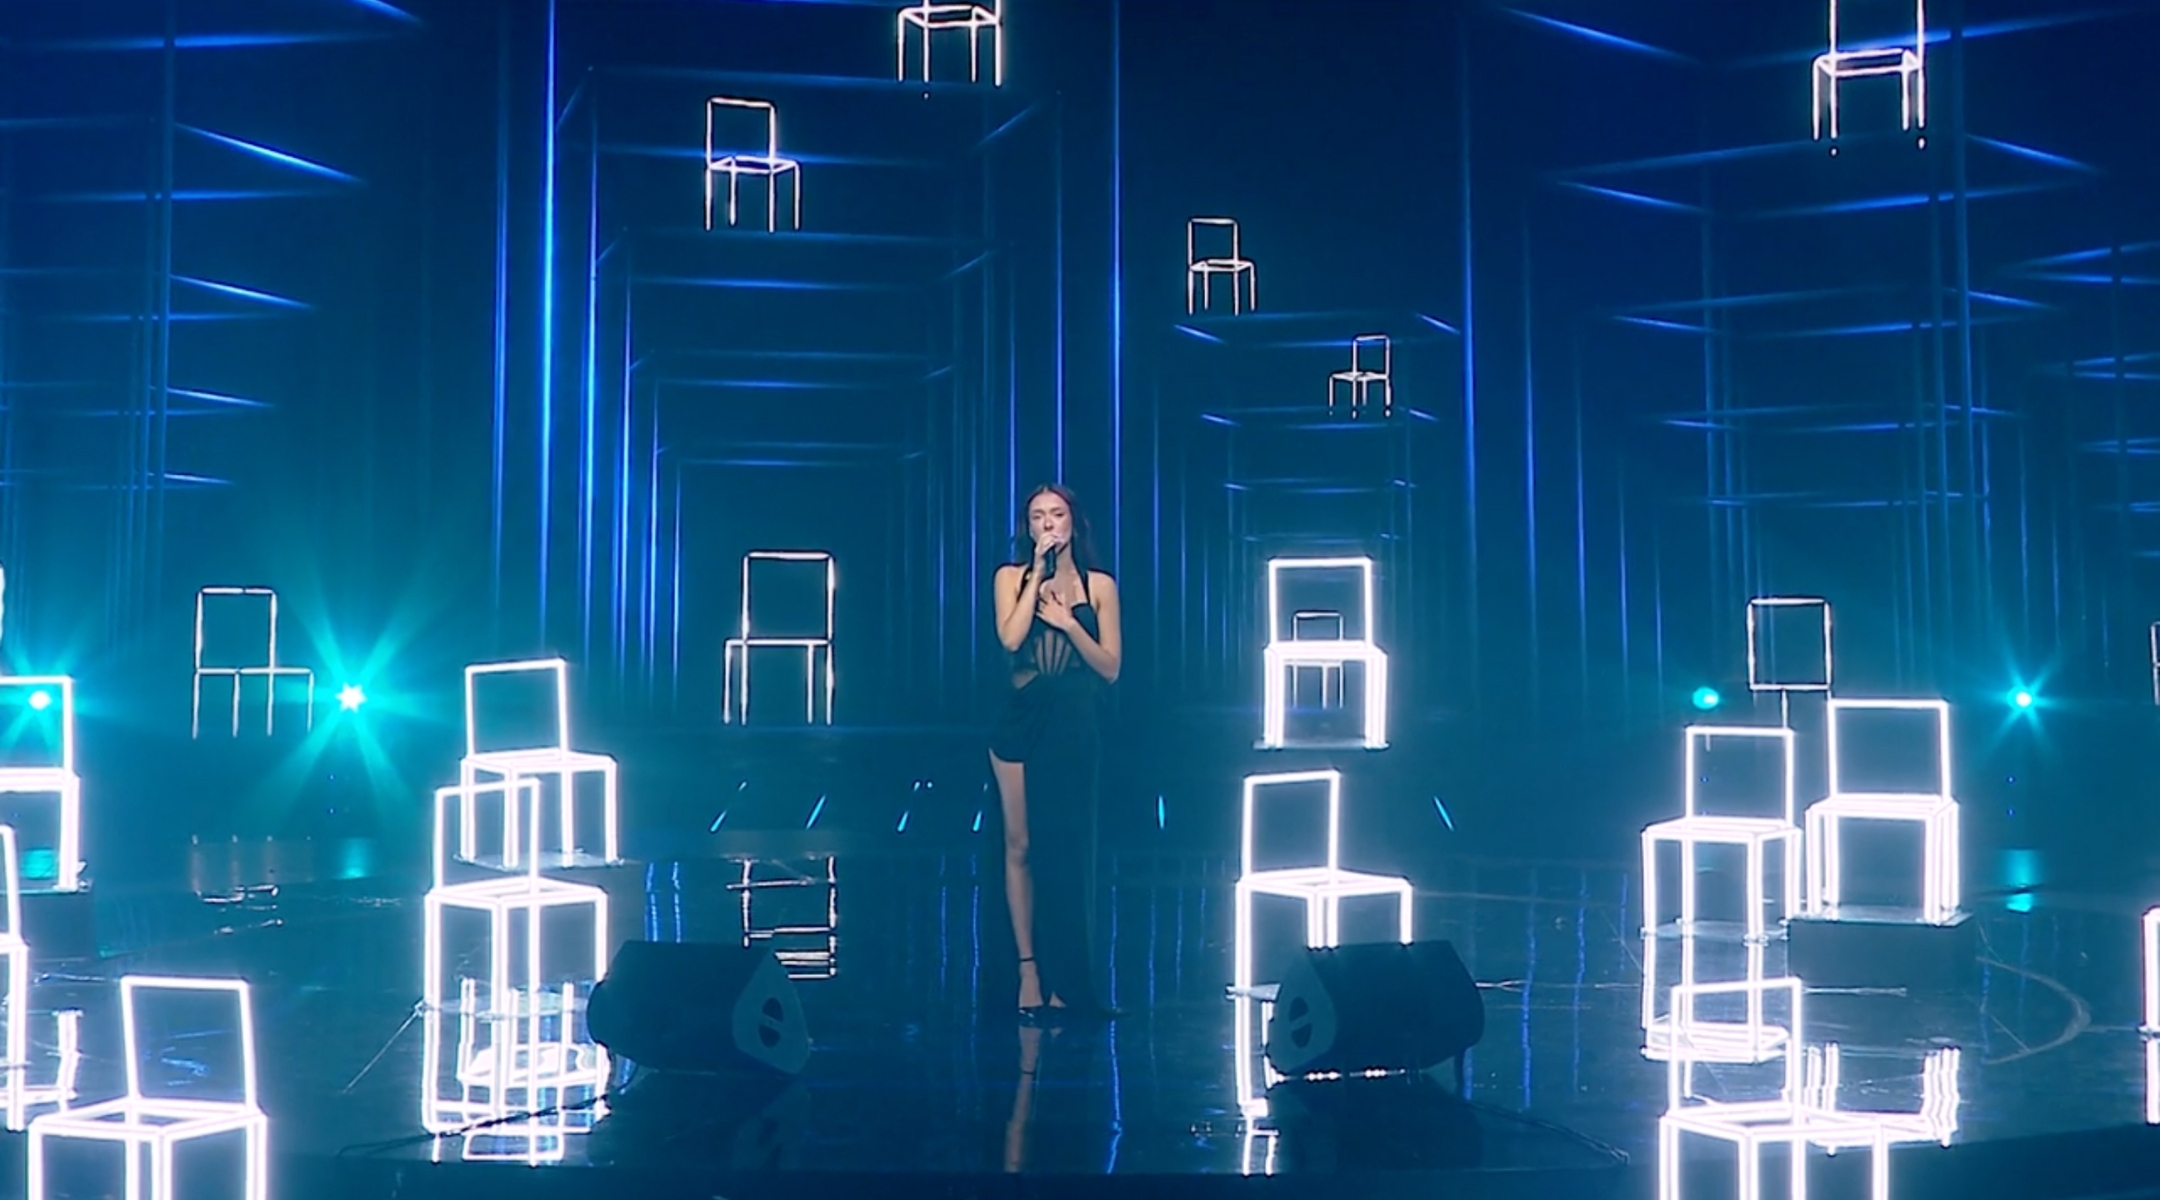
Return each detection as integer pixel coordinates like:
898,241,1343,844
0,675,75,773
1187,216,1241,265
1683,724,1797,823
1746,596,1832,692
1240,768,1342,875
740,551,837,641
464,658,572,757
1266,557,1374,647
194,586,282,671
433,777,546,884
1826,697,1951,798
707,96,780,162
1827,0,1925,55
121,976,257,1109
1290,610,1343,642
1347,334,1390,376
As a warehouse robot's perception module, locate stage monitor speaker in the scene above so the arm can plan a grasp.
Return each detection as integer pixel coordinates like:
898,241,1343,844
1265,940,1484,1077
588,941,810,1076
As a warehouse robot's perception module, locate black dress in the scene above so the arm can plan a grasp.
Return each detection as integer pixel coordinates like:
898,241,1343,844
989,567,1106,1010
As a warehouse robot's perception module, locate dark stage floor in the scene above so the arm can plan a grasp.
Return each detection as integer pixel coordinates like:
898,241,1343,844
6,838,2160,1199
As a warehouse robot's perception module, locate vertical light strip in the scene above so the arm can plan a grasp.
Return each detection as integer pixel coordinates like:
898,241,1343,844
1053,108,1066,480
580,84,600,663
490,0,512,617
538,0,559,637
1109,0,1123,576
1457,15,1480,689
615,268,634,672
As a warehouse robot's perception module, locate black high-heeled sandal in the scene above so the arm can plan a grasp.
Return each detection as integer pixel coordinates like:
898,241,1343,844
1017,957,1048,1022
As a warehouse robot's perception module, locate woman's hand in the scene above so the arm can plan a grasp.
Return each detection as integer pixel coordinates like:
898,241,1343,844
1036,590,1077,632
1032,529,1066,571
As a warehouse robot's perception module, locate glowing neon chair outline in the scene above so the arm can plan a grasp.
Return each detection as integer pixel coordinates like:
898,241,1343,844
1803,698,1960,924
26,976,269,1200
1328,334,1393,420
423,778,611,1016
1640,933,1771,1061
0,826,25,1071
191,587,314,738
1657,978,1894,1200
1812,0,1927,145
3,1011,82,1134
1231,769,1412,1117
1288,610,1345,709
723,551,836,726
733,856,839,981
896,0,1003,86
1187,217,1256,316
1261,557,1387,750
2143,906,2159,1034
1641,724,1801,942
1746,596,1833,694
421,979,607,1155
705,97,802,233
460,657,621,869
1803,1044,1961,1148
0,676,84,892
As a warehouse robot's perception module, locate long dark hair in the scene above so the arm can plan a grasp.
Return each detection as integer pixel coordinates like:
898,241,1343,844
1012,482,1099,577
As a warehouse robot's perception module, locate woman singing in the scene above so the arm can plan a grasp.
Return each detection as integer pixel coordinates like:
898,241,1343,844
989,484,1122,1022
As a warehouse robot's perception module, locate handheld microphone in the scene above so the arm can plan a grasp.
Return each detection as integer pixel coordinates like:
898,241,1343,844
1043,545,1060,576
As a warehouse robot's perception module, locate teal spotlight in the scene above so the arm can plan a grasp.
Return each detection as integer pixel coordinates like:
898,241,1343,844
1691,686,1722,712
2009,688,2035,711
337,684,367,712
26,690,51,712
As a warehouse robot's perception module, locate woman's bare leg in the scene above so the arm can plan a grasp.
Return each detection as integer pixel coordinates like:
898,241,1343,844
991,752,1046,1009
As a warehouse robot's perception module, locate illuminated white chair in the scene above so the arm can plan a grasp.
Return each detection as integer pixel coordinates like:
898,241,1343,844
1642,725,1801,941
1803,1044,1960,1148
1231,769,1412,1116
1803,699,1960,924
733,856,839,981
424,780,611,1015
27,976,268,1200
1327,334,1393,420
1289,610,1345,709
1187,217,1256,316
1641,934,1771,1060
0,826,24,1069
2143,906,2159,1034
4,1011,82,1133
0,677,83,892
1261,557,1387,750
191,586,314,738
724,551,836,725
705,97,801,233
460,658,620,869
897,0,1003,86
1658,977,1893,1200
422,978,607,1163
1812,0,1926,146
2149,622,2160,706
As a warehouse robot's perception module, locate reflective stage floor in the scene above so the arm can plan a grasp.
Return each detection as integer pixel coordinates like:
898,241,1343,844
5,844,2160,1200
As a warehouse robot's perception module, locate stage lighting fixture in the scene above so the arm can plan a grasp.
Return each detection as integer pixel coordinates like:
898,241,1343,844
1691,686,1722,712
25,691,49,712
27,976,268,1200
2009,688,2035,710
337,684,367,712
